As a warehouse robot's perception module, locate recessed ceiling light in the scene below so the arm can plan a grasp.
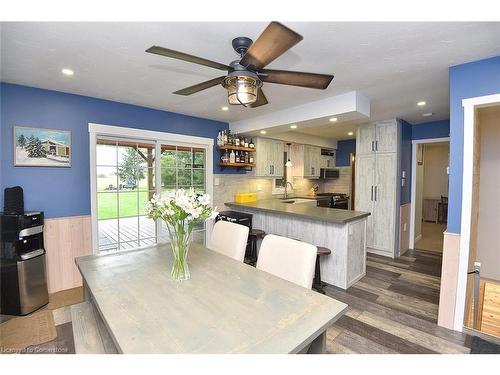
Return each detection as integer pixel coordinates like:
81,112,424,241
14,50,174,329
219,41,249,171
290,124,297,129
61,68,74,76
347,132,354,136
221,106,229,111
417,101,426,106
260,130,267,135
329,117,338,122
422,112,434,117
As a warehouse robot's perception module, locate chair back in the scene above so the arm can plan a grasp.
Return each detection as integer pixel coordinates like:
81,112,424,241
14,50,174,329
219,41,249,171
256,234,317,289
208,220,249,262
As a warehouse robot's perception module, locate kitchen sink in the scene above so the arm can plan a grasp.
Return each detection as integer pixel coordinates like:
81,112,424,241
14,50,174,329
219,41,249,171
281,198,316,204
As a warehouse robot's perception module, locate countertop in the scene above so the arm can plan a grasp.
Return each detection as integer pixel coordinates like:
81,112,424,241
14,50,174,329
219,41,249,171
225,198,370,224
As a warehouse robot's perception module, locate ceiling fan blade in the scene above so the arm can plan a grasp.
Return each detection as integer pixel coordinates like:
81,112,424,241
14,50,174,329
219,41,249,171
250,88,268,108
173,76,226,96
260,69,334,89
146,46,230,71
239,22,303,70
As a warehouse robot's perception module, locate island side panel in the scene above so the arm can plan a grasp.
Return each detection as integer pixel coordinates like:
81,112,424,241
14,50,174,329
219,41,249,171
232,208,354,289
346,218,367,287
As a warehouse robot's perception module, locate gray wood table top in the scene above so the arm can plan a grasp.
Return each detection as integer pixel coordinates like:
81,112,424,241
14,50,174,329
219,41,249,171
225,199,370,224
76,243,348,354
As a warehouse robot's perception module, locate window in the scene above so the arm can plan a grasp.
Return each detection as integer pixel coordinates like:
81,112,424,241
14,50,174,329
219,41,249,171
273,150,292,194
89,123,214,254
95,138,156,252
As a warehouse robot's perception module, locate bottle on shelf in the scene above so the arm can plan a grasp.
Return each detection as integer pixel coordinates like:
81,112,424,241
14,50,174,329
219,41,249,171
249,153,254,164
217,131,223,147
249,138,254,148
235,151,240,163
228,130,233,145
229,149,235,163
234,134,240,147
244,152,249,163
223,130,228,145
244,137,249,148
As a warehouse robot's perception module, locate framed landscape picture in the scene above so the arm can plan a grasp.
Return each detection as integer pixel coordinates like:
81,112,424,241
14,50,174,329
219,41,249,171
14,126,71,167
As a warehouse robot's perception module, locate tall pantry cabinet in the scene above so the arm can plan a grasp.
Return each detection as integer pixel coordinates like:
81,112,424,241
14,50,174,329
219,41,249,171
355,119,399,258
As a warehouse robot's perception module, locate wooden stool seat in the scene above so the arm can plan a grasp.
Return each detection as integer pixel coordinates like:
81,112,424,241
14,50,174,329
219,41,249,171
313,246,332,294
249,229,266,237
246,228,266,266
316,246,331,256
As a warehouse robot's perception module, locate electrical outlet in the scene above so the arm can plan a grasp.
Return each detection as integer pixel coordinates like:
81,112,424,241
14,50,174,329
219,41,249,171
403,223,407,232
256,184,262,191
214,177,220,186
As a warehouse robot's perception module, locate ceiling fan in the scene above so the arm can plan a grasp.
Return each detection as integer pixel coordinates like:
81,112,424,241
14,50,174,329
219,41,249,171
145,22,334,108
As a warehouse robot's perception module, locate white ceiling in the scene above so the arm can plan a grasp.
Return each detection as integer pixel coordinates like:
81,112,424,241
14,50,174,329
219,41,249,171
2,22,500,129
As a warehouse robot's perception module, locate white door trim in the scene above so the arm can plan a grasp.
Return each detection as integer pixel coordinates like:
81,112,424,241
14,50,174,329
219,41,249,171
409,137,450,250
88,123,214,254
455,93,500,331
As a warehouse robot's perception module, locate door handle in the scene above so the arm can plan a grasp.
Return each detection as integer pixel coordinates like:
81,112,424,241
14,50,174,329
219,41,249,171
371,186,374,201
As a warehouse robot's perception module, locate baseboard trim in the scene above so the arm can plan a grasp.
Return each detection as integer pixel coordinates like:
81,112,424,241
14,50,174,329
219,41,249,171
367,247,395,259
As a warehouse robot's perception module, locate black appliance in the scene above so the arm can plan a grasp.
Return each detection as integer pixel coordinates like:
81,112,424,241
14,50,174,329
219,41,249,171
316,193,349,210
4,186,24,215
1,211,49,315
319,168,340,179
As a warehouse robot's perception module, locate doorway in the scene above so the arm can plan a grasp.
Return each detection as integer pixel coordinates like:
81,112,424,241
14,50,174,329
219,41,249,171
410,138,450,253
463,104,500,338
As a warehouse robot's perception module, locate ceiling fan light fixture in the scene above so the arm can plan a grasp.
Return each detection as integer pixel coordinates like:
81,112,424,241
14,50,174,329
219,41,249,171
222,72,262,106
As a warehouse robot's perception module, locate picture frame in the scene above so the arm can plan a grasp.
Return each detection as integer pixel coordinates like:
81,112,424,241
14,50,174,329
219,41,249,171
14,126,72,167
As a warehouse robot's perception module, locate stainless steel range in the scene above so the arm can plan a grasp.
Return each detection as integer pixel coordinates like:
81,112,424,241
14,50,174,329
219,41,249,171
316,193,349,210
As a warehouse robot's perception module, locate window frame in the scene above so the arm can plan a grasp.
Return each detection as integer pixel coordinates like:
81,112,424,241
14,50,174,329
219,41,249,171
89,123,214,254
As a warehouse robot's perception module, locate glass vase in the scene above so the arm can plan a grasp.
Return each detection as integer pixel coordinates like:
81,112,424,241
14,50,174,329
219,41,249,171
165,221,192,281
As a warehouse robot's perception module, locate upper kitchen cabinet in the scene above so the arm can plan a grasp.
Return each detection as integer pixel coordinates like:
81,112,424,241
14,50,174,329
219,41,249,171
253,137,284,177
290,144,322,179
357,119,398,155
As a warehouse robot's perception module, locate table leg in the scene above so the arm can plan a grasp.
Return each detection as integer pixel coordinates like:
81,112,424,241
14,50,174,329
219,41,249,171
306,331,326,354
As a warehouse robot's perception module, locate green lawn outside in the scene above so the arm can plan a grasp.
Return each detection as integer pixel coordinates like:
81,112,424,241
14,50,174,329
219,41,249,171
98,191,153,220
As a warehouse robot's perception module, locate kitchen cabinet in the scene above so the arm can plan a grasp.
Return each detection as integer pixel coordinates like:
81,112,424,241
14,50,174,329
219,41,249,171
253,137,284,177
357,119,398,155
355,119,399,258
290,144,321,178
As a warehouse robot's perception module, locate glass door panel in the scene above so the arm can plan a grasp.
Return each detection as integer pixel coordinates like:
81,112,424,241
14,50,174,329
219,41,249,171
158,144,207,244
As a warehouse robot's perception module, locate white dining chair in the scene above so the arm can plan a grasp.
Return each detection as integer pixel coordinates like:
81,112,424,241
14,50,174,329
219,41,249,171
208,220,249,262
256,234,317,289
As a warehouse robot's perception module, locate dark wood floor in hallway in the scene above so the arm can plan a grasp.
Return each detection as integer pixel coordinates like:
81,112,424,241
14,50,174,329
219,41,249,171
325,248,473,353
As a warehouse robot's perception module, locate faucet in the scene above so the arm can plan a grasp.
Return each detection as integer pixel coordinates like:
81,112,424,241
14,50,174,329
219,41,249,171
284,181,294,199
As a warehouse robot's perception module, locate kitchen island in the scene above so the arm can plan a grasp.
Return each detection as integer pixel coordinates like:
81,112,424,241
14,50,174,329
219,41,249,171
225,198,370,289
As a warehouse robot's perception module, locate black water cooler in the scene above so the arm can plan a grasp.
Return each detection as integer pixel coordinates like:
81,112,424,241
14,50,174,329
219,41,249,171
1,201,49,315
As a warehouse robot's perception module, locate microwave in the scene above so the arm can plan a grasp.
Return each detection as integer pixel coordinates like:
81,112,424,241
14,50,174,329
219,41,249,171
319,168,340,179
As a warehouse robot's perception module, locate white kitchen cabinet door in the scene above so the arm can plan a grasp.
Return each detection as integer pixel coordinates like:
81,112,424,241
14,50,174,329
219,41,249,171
374,120,398,153
303,145,321,177
272,140,284,177
290,144,305,178
355,154,375,248
356,125,375,155
372,153,397,253
254,138,271,177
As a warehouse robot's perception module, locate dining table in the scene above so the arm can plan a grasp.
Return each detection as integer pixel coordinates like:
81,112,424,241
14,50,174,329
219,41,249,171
75,242,348,354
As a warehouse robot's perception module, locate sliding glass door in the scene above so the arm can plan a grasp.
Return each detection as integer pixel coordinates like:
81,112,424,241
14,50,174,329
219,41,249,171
92,130,212,254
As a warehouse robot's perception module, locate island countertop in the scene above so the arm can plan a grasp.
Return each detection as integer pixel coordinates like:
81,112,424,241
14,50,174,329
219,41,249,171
225,199,370,224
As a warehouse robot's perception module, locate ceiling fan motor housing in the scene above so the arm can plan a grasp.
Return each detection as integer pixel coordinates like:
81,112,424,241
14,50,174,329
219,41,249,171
231,37,253,56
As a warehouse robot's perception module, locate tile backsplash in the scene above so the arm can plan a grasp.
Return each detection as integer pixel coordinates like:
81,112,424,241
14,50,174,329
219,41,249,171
212,167,352,210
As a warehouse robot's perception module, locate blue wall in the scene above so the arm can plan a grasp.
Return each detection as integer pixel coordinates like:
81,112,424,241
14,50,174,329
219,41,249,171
448,56,500,233
0,83,229,218
412,120,450,140
336,139,356,167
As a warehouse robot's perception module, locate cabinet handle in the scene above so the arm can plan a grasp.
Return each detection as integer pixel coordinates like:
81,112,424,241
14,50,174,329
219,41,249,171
374,186,378,201
371,186,374,201
371,141,374,151
375,140,378,151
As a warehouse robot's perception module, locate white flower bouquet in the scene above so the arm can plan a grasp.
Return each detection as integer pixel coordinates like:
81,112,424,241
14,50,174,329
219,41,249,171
145,188,218,281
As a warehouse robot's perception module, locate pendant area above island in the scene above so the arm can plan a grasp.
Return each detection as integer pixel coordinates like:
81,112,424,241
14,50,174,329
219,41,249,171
225,199,370,290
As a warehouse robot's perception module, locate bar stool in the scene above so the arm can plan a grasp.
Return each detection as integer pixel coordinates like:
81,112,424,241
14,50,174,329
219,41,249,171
246,229,266,266
313,246,332,294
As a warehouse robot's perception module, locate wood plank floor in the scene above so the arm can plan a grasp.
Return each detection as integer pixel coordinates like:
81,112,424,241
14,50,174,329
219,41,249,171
325,248,474,354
